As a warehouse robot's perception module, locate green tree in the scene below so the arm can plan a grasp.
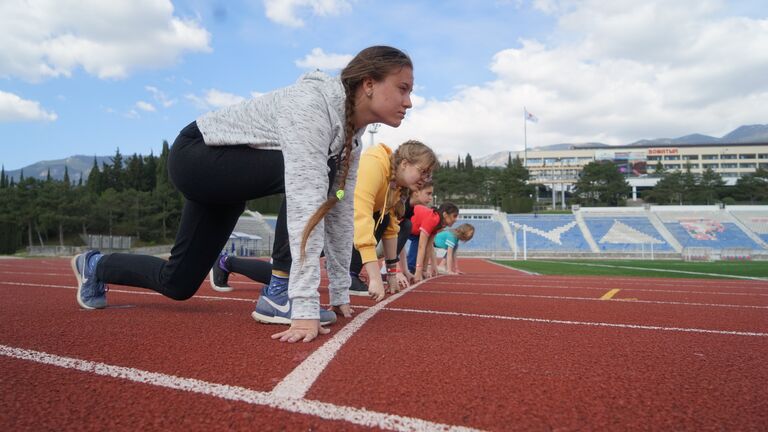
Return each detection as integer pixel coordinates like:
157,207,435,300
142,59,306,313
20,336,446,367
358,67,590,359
696,167,725,204
734,168,768,203
87,157,105,195
647,171,684,204
573,161,629,206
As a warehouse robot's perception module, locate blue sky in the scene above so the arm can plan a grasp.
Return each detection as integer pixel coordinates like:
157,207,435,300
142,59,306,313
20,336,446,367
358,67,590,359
1,0,767,170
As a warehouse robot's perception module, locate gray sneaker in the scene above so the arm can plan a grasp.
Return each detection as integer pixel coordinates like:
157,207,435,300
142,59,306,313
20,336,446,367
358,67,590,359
71,250,108,309
251,277,336,325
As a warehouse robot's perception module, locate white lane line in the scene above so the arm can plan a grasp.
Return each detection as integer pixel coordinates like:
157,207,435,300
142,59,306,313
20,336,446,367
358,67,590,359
382,307,768,337
0,281,258,302
481,259,540,275
418,290,768,309
431,281,768,297
0,344,479,432
271,278,439,399
451,273,768,287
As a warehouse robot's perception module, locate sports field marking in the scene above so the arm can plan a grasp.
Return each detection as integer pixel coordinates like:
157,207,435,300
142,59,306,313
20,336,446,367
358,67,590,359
417,290,768,310
464,273,768,288
530,260,768,281
432,281,768,296
481,259,540,275
0,344,479,432
435,276,768,290
271,277,439,399
382,308,768,337
600,289,620,300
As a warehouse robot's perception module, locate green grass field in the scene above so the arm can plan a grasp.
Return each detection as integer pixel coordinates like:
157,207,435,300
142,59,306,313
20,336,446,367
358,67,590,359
495,259,768,280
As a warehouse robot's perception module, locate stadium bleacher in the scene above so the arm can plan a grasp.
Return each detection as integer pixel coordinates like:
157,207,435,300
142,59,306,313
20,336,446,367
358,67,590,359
237,206,768,258
507,214,591,251
584,216,673,252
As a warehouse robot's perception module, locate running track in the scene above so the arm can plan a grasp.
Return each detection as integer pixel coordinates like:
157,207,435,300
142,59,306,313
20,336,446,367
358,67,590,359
1,258,766,431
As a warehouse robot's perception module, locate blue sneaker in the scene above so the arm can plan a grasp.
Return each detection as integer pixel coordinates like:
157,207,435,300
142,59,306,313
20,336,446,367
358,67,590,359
209,253,232,292
70,250,107,309
251,276,336,325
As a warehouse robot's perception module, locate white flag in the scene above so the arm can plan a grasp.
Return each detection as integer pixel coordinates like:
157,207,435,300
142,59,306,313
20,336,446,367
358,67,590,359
525,109,539,123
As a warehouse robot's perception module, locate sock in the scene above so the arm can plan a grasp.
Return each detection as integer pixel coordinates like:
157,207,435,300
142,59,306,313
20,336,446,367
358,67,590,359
218,255,229,272
266,273,288,296
88,253,103,275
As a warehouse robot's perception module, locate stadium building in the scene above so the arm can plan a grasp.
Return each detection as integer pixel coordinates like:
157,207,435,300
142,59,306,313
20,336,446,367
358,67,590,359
512,142,768,206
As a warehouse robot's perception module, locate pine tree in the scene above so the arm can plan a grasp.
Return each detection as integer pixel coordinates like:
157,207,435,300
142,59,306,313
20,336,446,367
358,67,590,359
87,156,104,195
63,166,71,186
0,166,6,189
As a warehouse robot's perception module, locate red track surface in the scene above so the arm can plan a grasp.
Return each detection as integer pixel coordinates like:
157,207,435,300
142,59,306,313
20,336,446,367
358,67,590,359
1,258,766,431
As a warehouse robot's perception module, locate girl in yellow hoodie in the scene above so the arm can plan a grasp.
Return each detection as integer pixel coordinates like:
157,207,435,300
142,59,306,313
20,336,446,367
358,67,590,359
348,140,437,306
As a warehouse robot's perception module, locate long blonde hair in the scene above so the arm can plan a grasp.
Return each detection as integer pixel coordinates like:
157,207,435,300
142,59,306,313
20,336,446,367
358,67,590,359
387,140,437,219
300,46,413,257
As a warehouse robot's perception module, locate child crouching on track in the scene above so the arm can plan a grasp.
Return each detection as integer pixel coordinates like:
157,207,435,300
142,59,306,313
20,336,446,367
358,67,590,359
348,140,437,301
71,45,415,343
434,223,475,274
406,203,459,282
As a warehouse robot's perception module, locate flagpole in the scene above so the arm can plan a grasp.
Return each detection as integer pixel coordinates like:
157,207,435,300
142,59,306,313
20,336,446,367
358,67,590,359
523,107,528,168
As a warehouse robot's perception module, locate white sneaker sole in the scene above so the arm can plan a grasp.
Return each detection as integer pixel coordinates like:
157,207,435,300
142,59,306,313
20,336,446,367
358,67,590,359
348,290,370,297
250,310,337,326
251,310,290,325
71,254,97,310
209,270,233,292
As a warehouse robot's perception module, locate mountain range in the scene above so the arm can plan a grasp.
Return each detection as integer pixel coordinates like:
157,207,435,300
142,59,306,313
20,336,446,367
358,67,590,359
3,124,767,182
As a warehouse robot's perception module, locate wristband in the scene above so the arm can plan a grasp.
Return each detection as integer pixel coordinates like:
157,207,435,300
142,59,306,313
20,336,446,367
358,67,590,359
415,265,423,268
385,258,399,266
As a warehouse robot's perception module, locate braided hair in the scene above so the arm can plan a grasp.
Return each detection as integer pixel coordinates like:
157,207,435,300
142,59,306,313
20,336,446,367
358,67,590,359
300,46,413,258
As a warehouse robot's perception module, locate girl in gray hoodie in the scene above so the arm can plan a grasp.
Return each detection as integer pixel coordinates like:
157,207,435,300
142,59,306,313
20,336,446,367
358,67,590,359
71,46,414,343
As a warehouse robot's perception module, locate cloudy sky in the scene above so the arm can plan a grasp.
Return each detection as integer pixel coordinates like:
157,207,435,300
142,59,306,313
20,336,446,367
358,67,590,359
1,0,767,169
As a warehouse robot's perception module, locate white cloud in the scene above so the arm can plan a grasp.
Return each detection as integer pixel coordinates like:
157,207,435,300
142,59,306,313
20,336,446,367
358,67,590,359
145,86,176,108
378,0,768,158
264,0,352,27
0,90,57,122
135,101,156,112
295,48,353,70
0,0,211,81
186,89,247,110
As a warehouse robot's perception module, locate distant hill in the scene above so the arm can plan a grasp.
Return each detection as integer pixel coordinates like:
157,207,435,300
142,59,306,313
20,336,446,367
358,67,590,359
6,124,767,179
3,155,112,183
629,124,768,146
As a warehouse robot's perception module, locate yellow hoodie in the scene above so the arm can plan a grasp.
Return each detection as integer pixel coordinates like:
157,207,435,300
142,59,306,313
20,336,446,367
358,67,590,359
353,143,401,264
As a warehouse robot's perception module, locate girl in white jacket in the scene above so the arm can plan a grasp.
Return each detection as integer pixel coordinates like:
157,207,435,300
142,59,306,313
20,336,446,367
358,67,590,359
71,46,414,343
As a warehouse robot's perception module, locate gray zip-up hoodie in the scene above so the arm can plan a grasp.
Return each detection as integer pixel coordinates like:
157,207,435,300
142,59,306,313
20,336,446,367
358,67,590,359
196,71,362,320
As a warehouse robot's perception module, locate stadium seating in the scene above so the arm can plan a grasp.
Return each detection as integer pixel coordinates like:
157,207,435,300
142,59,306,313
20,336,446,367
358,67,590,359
507,214,591,251
456,219,511,252
583,216,673,252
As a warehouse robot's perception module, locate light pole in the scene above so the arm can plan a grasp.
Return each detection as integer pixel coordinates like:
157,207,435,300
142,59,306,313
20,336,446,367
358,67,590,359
368,123,380,148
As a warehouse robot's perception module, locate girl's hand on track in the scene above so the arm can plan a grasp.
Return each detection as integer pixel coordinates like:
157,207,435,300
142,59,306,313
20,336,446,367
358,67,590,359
368,278,386,301
387,273,409,294
272,319,329,343
332,304,354,318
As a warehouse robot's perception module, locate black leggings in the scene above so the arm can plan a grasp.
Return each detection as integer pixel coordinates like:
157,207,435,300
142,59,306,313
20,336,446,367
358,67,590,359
95,122,290,300
349,214,412,275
